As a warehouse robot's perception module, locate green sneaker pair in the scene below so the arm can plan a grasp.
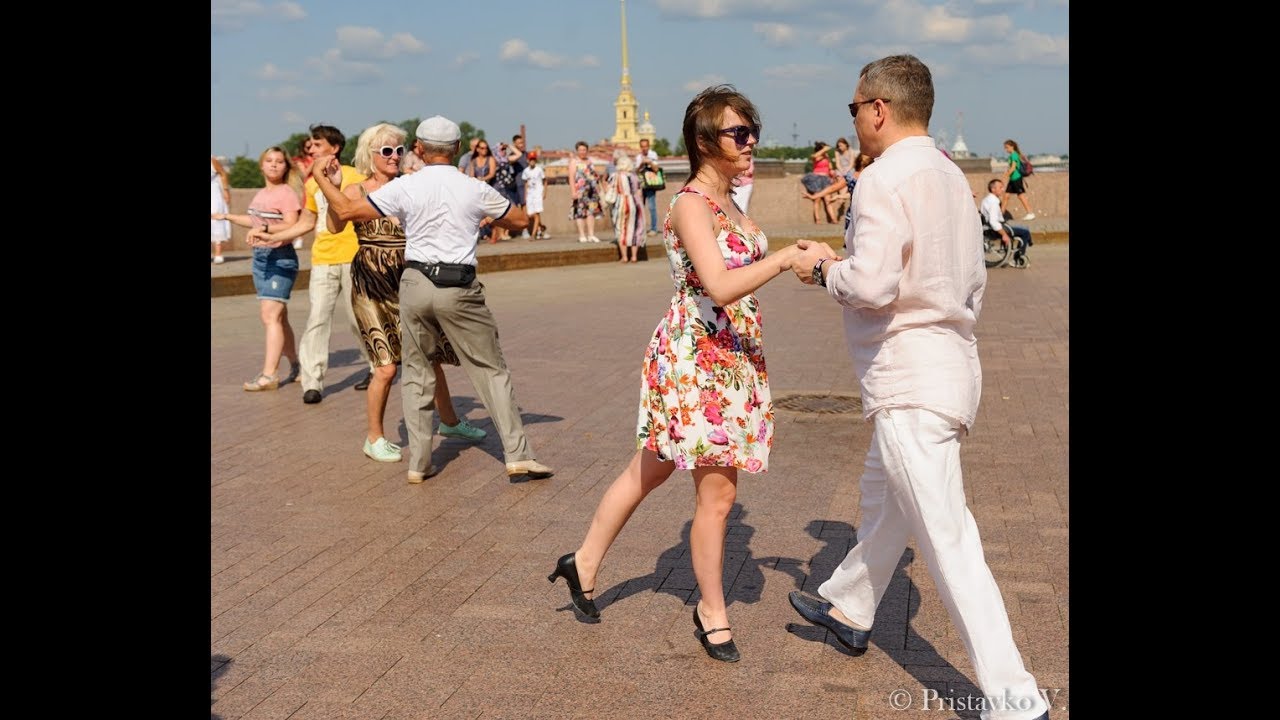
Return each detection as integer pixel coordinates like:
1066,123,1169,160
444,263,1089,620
363,437,402,463
439,419,487,441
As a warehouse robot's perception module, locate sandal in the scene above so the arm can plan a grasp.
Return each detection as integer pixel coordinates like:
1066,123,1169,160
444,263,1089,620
243,373,279,392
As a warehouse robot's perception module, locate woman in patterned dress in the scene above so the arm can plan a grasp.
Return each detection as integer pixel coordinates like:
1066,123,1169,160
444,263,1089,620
324,124,487,464
568,140,604,243
549,86,802,663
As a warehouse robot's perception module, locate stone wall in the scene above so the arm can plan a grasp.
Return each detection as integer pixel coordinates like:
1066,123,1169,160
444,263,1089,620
221,170,1068,250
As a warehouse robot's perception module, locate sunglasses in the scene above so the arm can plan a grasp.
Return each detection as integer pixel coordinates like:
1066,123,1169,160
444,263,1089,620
718,124,759,148
848,98,891,119
378,145,405,158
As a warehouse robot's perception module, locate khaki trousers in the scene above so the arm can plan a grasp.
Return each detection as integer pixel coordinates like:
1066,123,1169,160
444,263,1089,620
398,268,533,474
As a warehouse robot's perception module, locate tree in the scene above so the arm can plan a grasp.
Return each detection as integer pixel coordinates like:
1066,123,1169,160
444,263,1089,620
653,138,672,156
456,122,485,165
228,156,264,188
674,135,686,156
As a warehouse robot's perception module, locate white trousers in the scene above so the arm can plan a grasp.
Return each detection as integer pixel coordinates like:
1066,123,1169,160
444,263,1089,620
819,408,1047,720
298,262,371,392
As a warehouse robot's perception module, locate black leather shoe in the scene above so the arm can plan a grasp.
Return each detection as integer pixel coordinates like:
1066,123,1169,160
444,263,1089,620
303,389,322,404
547,552,599,618
788,591,870,654
354,372,372,391
693,603,740,662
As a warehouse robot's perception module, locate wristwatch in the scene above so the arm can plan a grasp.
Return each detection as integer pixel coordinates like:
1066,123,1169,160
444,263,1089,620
812,258,829,288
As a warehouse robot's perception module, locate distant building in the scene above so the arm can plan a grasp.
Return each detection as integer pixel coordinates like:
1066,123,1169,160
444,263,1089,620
610,0,642,149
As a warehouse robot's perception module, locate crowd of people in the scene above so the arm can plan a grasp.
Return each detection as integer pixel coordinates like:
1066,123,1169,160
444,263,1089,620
211,53,1050,720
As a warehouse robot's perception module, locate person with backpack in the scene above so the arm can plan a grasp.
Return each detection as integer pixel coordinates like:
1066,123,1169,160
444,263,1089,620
1000,138,1035,220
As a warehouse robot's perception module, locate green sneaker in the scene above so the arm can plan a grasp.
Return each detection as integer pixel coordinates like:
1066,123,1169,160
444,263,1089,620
439,419,487,441
363,437,402,463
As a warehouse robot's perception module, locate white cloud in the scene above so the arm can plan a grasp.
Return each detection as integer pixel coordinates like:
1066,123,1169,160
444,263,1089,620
211,0,265,32
210,0,303,32
257,85,306,101
549,80,582,90
282,111,304,124
499,38,569,68
656,0,815,18
273,2,305,20
963,29,1068,65
682,74,728,92
335,26,427,61
452,52,479,69
255,63,296,81
762,63,831,82
817,26,857,47
305,49,384,84
753,22,798,46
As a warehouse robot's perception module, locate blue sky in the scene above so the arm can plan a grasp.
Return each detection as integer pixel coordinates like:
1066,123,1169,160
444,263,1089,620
211,0,1068,160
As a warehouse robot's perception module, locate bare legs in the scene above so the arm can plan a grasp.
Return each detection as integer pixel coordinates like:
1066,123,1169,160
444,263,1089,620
529,213,542,240
365,362,397,443
572,450,740,640
258,299,297,381
628,244,640,263
689,466,739,642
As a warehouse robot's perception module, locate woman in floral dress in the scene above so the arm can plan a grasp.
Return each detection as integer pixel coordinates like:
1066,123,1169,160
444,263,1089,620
549,86,803,663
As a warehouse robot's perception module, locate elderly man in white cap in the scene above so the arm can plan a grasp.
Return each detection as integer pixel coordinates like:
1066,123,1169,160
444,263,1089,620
310,115,554,484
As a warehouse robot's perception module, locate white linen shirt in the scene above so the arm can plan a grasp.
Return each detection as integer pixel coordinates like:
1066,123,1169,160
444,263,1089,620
368,165,511,267
825,135,987,428
980,192,1004,231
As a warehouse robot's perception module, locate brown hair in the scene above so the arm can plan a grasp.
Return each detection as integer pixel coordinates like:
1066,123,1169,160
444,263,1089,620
683,84,760,183
309,123,347,153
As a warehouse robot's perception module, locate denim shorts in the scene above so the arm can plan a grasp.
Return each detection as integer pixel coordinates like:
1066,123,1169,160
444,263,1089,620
252,246,299,302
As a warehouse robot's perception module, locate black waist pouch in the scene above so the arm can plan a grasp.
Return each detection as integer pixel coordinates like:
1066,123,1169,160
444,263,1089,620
408,261,475,288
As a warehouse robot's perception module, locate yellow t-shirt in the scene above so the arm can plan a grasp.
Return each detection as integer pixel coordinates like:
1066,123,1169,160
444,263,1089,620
305,165,367,265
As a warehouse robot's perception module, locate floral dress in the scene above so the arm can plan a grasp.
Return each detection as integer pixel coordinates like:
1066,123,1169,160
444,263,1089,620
569,159,603,219
636,187,773,472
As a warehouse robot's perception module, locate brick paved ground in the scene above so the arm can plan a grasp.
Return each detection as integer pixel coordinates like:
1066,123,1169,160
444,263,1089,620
211,245,1069,720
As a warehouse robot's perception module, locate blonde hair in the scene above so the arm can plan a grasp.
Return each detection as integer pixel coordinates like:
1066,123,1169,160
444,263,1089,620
354,123,408,176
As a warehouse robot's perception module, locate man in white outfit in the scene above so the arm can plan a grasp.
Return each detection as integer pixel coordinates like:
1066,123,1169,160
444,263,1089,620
788,55,1050,720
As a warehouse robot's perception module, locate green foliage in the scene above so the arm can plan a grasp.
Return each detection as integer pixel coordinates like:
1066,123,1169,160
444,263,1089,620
674,135,686,156
228,156,264,188
281,133,310,157
652,138,672,156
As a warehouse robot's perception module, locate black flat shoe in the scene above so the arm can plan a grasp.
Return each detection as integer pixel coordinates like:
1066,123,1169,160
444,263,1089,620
693,604,740,663
547,552,599,618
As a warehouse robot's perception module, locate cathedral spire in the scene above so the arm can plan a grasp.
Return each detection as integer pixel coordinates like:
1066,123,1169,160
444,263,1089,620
619,0,631,89
610,0,640,148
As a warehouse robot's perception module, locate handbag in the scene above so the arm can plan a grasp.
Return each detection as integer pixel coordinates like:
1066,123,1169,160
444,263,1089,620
601,181,618,206
642,167,666,191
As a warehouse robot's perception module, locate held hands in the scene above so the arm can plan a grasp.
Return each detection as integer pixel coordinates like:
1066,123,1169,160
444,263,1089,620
791,239,841,285
246,228,285,248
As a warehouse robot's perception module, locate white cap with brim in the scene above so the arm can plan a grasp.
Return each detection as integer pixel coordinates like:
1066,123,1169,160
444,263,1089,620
416,115,461,144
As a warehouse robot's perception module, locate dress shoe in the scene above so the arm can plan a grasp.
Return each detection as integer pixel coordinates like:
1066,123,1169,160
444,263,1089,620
302,389,322,404
788,591,870,654
354,372,372,391
693,603,740,662
406,466,439,484
506,459,554,483
547,552,599,618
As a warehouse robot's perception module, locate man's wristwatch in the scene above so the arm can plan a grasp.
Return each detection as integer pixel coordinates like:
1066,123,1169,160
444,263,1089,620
812,258,829,288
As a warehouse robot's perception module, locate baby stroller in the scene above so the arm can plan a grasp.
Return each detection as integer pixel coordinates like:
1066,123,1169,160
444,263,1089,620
980,211,1030,269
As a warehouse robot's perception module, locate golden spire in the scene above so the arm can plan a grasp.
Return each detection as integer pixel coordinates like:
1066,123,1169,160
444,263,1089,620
619,0,631,89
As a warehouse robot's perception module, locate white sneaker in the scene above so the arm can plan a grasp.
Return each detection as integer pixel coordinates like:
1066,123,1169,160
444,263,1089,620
213,256,225,264
1022,213,1036,220
579,236,589,243
588,235,601,243
293,239,304,249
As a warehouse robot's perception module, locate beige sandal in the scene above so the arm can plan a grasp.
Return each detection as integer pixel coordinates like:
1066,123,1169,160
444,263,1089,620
243,373,279,392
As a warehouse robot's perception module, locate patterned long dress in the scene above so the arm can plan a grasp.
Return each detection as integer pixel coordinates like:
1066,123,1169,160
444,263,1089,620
636,187,773,472
611,170,646,247
350,187,459,367
569,159,603,219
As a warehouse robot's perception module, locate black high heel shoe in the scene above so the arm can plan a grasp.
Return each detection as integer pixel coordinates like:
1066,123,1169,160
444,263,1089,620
548,552,600,618
693,603,740,662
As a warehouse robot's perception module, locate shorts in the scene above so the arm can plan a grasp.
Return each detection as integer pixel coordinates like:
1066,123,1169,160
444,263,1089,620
252,245,299,302
1007,177,1026,194
801,173,832,194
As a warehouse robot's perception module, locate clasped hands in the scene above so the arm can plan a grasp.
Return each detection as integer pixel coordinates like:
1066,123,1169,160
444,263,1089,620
787,239,842,285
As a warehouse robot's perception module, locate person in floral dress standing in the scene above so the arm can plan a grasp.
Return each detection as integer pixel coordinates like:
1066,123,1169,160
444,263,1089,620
549,85,806,663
